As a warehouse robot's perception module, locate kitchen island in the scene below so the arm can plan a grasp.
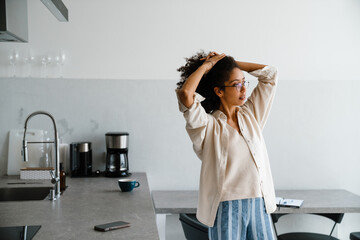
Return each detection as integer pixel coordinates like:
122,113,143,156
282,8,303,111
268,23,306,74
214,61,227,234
0,172,159,240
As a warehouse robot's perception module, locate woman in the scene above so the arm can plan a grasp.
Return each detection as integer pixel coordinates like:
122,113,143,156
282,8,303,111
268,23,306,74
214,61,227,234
176,51,278,240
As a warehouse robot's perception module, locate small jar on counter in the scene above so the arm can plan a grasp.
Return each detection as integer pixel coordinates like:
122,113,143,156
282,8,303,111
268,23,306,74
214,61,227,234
60,163,66,191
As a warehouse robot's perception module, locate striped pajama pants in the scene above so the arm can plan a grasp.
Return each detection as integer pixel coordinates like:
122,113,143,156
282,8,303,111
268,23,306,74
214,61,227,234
208,198,275,240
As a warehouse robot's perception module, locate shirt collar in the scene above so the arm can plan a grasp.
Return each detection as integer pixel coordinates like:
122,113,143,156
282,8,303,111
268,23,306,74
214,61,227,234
212,106,242,121
212,110,226,121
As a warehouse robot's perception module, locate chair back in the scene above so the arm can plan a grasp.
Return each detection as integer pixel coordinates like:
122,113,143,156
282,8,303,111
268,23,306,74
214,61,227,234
313,213,344,223
271,213,344,224
271,213,345,237
179,213,208,240
271,213,287,223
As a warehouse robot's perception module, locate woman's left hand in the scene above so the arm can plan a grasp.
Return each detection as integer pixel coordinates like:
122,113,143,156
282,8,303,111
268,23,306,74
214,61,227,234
200,52,226,74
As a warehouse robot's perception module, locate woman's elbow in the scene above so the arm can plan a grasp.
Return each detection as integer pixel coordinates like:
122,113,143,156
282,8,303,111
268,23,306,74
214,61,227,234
178,89,193,108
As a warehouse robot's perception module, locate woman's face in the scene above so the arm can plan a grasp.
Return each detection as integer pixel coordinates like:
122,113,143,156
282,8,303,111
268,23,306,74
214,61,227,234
219,67,247,107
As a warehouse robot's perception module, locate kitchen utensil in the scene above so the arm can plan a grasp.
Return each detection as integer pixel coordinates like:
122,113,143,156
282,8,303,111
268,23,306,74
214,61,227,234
70,142,92,177
20,167,54,180
118,179,140,192
105,132,130,177
7,129,45,175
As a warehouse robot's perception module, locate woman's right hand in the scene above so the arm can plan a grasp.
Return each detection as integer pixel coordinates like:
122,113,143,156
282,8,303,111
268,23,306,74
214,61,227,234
200,52,226,74
178,52,225,108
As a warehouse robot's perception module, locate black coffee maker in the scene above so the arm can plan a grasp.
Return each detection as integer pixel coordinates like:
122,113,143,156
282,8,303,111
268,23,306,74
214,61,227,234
105,132,131,177
70,142,92,177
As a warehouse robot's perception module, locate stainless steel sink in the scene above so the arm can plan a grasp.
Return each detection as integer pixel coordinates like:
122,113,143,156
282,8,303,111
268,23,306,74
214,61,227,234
0,187,53,201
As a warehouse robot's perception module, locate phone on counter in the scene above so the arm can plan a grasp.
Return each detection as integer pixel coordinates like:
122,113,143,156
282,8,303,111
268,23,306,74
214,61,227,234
94,221,130,232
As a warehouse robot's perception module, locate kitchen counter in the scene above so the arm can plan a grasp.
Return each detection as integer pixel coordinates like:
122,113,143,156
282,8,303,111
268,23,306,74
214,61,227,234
0,172,159,240
152,189,360,214
152,189,360,240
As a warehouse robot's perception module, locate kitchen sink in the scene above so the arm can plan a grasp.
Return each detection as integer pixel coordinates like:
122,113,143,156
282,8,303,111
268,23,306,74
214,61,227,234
0,225,41,239
0,187,53,201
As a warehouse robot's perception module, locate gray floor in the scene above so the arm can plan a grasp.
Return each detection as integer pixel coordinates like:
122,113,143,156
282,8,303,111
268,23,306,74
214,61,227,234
166,214,186,240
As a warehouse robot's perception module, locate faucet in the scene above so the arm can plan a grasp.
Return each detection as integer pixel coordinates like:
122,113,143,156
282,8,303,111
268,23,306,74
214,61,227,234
22,111,60,201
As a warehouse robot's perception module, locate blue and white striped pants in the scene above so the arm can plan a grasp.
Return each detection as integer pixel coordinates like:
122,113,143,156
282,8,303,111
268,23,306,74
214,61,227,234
208,198,275,240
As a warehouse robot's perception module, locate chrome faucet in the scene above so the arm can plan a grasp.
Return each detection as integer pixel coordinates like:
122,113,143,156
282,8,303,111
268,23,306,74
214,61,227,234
22,111,60,200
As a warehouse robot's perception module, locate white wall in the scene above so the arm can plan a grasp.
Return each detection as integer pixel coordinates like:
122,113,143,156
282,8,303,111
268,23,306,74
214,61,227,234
1,78,359,239
1,0,360,80
1,0,360,239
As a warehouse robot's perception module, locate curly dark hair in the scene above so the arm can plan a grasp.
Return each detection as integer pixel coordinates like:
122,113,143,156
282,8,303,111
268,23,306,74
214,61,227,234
177,50,240,113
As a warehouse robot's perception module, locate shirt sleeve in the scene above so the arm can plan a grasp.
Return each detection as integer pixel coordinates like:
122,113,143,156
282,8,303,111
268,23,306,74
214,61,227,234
176,90,209,155
243,66,278,129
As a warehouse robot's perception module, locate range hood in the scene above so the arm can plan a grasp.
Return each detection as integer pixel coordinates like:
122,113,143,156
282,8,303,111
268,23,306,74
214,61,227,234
0,0,68,43
40,0,68,22
0,0,28,42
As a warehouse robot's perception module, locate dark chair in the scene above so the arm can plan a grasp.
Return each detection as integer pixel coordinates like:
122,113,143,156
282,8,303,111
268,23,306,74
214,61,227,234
271,213,344,240
179,213,209,240
350,232,360,240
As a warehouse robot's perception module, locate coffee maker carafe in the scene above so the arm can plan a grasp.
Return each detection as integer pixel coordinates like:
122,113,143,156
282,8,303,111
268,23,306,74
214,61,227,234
105,132,130,177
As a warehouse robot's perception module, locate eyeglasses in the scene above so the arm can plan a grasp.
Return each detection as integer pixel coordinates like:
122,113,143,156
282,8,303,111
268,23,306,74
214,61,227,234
221,81,249,91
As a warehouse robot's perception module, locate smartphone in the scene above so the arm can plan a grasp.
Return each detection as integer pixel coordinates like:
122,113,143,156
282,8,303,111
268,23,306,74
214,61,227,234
94,221,130,232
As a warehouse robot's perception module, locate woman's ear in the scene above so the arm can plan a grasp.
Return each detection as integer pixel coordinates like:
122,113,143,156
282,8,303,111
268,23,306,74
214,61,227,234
214,87,223,98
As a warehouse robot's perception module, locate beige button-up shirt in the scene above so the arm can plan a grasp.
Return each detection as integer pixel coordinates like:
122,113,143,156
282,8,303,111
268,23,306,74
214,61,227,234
220,122,262,202
177,65,278,227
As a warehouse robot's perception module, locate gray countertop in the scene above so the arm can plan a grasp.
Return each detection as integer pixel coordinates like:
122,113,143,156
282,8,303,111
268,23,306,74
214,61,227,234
152,189,360,214
0,172,159,240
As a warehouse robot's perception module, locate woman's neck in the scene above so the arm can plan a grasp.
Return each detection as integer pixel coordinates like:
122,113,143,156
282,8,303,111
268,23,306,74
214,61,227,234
218,104,238,121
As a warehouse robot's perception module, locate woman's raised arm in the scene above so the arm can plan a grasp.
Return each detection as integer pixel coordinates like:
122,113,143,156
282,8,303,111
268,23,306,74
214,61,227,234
178,52,226,108
236,61,266,73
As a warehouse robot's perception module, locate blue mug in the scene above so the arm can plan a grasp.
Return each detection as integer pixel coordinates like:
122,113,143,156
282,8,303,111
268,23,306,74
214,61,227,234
118,179,140,192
